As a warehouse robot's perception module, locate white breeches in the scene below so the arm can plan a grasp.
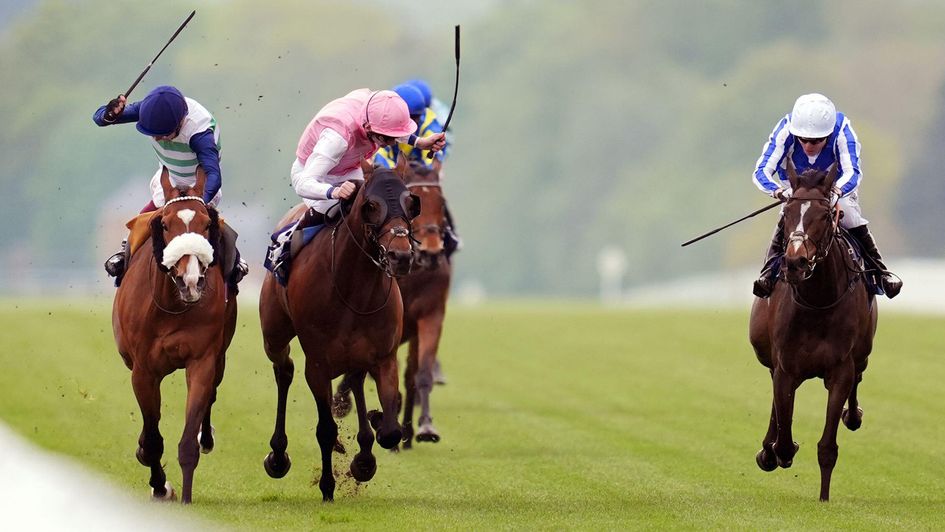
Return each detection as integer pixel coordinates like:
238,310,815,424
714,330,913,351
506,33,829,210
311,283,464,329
837,190,867,229
149,165,221,208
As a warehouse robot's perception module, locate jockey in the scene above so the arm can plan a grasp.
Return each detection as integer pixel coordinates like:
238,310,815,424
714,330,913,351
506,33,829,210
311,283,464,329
290,88,445,215
752,93,901,299
373,82,461,257
93,85,247,286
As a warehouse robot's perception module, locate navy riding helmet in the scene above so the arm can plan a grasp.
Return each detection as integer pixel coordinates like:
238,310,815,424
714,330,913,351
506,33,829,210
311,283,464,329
137,85,188,137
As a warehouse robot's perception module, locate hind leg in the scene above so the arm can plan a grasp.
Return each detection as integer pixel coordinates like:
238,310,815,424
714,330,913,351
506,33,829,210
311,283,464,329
260,285,296,479
400,337,419,449
756,395,778,472
772,368,800,468
131,368,175,501
202,298,237,453
346,372,378,481
332,373,355,419
304,362,339,502
842,373,864,431
414,315,444,444
369,350,403,450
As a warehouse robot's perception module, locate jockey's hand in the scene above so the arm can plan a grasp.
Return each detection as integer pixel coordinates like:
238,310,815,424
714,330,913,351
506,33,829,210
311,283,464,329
332,181,357,200
416,132,446,153
773,187,793,202
104,94,127,122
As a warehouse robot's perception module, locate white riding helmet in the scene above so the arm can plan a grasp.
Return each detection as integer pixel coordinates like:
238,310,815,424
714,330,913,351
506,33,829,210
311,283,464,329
788,93,837,138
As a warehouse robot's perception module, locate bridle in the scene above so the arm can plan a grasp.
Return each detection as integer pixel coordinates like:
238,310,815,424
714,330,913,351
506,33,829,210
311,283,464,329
325,193,415,316
783,195,861,310
149,195,212,314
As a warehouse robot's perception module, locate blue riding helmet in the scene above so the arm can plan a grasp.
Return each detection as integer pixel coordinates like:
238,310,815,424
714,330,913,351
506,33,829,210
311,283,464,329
136,85,188,137
406,79,433,108
392,83,426,117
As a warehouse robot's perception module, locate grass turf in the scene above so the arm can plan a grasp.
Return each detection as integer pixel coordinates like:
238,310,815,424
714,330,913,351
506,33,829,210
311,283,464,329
1,298,943,529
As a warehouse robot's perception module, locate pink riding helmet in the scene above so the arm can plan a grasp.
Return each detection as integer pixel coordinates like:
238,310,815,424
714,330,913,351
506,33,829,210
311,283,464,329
364,90,417,137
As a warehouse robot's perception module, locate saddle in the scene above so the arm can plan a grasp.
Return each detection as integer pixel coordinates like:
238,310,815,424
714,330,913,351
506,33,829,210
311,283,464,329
263,207,331,286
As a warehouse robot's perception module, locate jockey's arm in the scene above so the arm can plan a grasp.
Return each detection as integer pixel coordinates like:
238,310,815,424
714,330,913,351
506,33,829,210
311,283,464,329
92,100,141,126
752,116,791,197
190,130,222,204
294,128,347,200
833,118,862,197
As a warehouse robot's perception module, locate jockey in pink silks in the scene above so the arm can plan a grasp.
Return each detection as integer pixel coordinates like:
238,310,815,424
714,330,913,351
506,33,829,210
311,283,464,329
292,88,446,214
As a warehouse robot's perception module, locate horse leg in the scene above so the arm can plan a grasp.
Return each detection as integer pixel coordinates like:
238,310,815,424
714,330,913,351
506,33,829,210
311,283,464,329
131,368,175,501
331,373,355,419
346,371,378,481
263,341,294,479
305,365,339,502
178,356,217,504
400,336,419,449
772,368,800,468
756,397,779,472
369,351,403,450
199,354,225,454
842,373,864,431
819,364,855,502
415,315,444,443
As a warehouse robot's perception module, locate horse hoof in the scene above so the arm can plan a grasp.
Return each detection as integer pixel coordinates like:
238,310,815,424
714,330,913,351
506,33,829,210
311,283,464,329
151,481,176,502
401,439,413,451
842,406,863,431
263,451,291,479
198,425,216,454
332,389,352,418
775,442,800,469
333,437,347,455
376,428,403,450
755,448,777,472
349,453,377,482
415,424,441,443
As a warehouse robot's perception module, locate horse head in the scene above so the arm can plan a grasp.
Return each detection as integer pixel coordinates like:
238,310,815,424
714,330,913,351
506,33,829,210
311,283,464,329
354,157,421,277
781,161,839,285
405,159,447,269
150,167,219,303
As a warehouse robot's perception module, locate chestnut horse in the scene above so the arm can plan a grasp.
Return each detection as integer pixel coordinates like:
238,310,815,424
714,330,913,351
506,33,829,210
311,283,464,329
334,160,453,448
259,159,420,501
749,163,877,501
112,168,237,503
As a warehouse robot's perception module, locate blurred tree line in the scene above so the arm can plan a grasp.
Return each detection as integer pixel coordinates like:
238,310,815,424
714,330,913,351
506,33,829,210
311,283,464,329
2,0,944,296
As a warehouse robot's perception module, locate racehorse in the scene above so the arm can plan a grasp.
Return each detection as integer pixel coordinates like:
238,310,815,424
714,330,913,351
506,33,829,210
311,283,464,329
112,167,237,504
259,158,420,501
749,162,877,501
334,159,454,448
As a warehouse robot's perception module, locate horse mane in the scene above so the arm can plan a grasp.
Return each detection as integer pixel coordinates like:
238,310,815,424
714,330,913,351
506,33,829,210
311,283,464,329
795,168,830,191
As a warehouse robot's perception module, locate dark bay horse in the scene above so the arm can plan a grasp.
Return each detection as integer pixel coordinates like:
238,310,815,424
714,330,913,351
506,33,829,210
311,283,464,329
112,168,237,503
335,160,454,448
259,159,420,501
749,163,877,501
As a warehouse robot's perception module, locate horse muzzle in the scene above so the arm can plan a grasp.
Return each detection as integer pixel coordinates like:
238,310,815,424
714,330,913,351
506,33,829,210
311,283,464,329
783,255,812,284
387,249,414,277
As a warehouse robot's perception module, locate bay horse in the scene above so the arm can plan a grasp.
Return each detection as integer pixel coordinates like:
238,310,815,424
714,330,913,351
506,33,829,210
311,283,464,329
749,162,877,501
259,158,420,501
334,160,454,448
112,167,237,503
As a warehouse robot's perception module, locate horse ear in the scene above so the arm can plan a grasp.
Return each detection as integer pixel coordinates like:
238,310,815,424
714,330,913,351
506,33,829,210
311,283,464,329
432,157,442,176
394,151,408,180
150,214,169,272
361,158,374,182
785,157,800,189
207,207,221,267
160,167,177,201
407,193,422,220
825,164,838,190
190,166,207,199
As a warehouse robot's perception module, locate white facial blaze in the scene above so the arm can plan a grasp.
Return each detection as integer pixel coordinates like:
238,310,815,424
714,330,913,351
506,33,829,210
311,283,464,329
183,255,201,289
791,201,811,253
177,209,196,231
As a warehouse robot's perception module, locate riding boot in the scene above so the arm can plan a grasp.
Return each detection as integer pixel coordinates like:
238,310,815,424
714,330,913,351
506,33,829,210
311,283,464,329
848,225,902,298
753,217,786,298
442,202,462,258
104,239,129,287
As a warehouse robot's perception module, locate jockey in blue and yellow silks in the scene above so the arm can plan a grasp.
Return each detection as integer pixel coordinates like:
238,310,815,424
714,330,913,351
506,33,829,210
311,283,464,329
751,93,901,299
374,82,460,257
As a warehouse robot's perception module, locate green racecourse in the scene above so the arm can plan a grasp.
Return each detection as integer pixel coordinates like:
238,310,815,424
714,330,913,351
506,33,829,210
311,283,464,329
1,298,943,530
